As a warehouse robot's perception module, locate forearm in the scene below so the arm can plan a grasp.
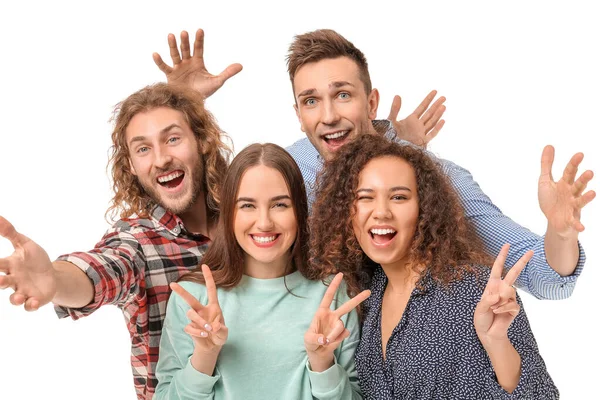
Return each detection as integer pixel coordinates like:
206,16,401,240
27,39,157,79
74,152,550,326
51,261,94,308
483,339,521,394
544,224,580,276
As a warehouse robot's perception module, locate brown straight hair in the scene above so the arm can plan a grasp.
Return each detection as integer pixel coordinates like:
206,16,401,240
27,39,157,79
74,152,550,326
180,143,310,288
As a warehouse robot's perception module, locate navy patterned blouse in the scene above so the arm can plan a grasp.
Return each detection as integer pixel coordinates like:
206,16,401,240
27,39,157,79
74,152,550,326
355,266,559,399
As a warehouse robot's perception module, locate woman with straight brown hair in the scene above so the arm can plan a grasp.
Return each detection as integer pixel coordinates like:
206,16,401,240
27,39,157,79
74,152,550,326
154,143,368,400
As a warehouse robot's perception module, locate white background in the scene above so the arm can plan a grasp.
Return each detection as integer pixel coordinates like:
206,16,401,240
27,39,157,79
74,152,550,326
0,1,598,399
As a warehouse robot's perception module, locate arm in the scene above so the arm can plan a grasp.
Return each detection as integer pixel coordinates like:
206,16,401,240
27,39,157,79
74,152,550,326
155,266,228,400
153,29,242,98
51,260,94,308
304,274,366,399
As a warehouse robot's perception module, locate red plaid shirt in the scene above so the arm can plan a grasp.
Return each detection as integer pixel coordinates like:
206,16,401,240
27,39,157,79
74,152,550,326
54,205,210,399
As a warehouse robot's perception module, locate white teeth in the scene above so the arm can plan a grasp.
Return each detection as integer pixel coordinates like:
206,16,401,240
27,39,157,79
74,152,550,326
324,131,348,140
252,235,276,243
370,228,396,235
158,171,183,183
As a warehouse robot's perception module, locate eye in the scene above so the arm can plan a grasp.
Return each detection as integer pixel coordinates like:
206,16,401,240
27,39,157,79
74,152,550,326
357,196,373,201
273,202,290,209
304,98,317,106
391,194,408,201
136,146,149,154
338,92,350,100
239,203,255,209
167,137,180,144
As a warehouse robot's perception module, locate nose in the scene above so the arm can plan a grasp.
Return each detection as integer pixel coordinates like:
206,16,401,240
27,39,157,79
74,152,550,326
373,198,392,220
153,146,174,170
257,208,275,231
321,99,341,125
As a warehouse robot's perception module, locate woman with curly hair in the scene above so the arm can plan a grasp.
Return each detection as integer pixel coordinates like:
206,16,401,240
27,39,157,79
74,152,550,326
309,134,558,399
155,143,369,399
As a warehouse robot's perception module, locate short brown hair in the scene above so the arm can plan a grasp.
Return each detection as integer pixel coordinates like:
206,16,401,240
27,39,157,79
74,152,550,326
307,135,493,298
181,143,310,289
286,29,372,95
107,83,232,221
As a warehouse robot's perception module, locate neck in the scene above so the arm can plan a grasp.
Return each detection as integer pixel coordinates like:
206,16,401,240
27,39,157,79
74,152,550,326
178,192,213,237
380,259,419,294
244,253,291,280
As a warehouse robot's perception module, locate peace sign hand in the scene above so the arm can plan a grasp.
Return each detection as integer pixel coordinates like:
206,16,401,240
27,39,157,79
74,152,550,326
170,264,228,354
304,273,371,372
474,244,532,344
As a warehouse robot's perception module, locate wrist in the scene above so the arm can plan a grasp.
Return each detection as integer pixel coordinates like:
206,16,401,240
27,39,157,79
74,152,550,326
545,222,578,241
307,352,334,373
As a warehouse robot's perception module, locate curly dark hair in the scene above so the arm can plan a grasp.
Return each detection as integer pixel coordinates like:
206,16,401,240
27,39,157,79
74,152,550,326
307,134,493,299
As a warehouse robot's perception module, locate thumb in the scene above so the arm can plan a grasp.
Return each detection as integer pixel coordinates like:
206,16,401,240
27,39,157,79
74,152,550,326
0,216,28,248
387,95,402,121
218,63,243,83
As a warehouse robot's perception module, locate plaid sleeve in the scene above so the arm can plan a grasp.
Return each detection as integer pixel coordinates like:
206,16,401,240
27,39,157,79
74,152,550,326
54,228,145,320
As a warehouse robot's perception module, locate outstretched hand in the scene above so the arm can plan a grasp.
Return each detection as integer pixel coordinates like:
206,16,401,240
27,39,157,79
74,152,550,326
304,273,370,372
170,264,228,353
538,145,595,238
388,90,446,147
153,29,243,98
0,216,57,311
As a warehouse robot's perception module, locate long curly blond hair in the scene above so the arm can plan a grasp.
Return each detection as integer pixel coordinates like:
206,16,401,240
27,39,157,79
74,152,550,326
106,83,232,221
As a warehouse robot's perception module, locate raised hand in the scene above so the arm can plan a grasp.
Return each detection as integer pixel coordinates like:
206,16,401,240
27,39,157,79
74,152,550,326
304,273,370,372
387,90,446,147
474,244,532,343
539,145,596,238
0,216,57,311
169,264,228,354
153,29,243,98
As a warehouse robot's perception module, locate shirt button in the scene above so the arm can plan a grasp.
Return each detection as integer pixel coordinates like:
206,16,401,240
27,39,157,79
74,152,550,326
173,226,180,234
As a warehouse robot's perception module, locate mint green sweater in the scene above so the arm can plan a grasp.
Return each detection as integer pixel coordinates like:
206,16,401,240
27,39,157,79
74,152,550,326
154,270,362,400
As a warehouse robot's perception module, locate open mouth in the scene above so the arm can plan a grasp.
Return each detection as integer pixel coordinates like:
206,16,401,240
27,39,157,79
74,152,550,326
369,228,397,245
321,130,350,148
157,170,185,189
250,234,280,247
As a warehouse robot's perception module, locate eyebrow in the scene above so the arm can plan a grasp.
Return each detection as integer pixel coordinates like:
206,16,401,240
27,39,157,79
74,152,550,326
356,186,412,194
296,81,355,100
128,123,182,146
236,195,292,203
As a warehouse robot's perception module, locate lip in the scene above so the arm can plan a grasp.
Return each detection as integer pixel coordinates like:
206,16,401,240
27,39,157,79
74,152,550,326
250,233,281,248
368,225,397,248
155,169,186,193
320,131,351,152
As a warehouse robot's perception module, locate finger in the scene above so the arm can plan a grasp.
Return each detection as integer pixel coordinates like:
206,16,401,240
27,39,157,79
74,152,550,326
184,324,209,338
0,274,14,290
217,63,243,84
326,319,346,343
477,292,501,312
572,170,594,197
421,96,446,128
0,257,11,273
24,297,40,312
387,95,401,122
412,90,437,118
180,30,191,59
334,289,371,318
577,190,596,210
201,265,219,305
186,308,212,332
9,292,26,306
503,250,534,286
425,120,445,144
193,28,205,59
319,273,343,309
539,145,555,182
212,326,228,346
0,216,27,248
489,244,510,281
492,300,520,317
170,282,204,311
167,33,182,65
562,152,584,185
329,328,351,347
305,331,329,348
152,53,173,75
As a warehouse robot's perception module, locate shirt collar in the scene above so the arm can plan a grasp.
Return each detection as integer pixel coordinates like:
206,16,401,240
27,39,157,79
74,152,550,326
150,204,209,241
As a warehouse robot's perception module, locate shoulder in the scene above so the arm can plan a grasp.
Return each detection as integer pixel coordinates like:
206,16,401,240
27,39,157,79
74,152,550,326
443,265,490,302
285,137,319,163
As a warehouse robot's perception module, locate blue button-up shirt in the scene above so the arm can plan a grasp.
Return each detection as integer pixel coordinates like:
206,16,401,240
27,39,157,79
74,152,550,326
285,120,585,300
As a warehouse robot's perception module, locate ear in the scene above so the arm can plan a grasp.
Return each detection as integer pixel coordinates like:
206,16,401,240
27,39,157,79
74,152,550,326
293,103,306,133
367,88,380,121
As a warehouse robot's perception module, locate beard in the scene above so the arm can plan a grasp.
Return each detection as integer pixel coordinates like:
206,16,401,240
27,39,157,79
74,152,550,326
139,157,206,216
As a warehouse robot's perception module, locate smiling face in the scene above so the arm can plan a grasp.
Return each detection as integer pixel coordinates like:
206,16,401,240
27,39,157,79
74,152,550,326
126,107,205,215
293,56,379,161
352,156,419,269
234,164,298,275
